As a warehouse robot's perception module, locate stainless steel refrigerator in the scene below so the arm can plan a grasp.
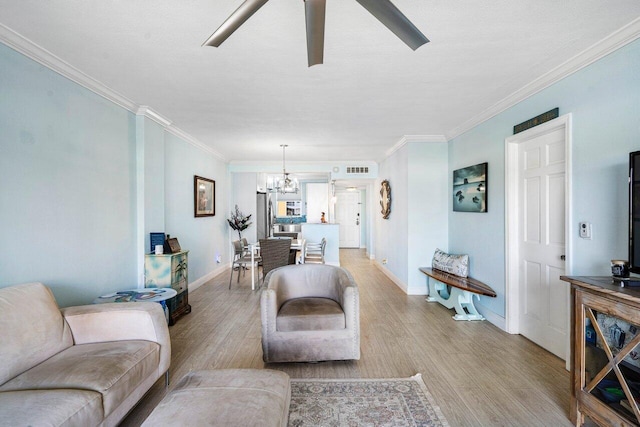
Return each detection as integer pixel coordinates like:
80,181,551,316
256,192,273,240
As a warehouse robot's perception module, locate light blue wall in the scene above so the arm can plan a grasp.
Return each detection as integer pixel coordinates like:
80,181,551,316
164,134,229,284
407,142,449,293
140,116,166,254
230,173,259,243
376,142,449,292
448,122,506,316
449,38,640,319
0,43,229,306
0,43,137,306
376,146,409,284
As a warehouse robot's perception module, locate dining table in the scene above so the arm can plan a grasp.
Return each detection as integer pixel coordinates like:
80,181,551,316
247,239,303,290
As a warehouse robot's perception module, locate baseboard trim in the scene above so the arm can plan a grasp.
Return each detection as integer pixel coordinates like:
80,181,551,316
373,260,408,293
189,265,228,292
406,281,428,296
474,300,507,332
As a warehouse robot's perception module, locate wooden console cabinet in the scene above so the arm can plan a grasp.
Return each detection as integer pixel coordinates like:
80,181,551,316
561,276,640,426
145,251,191,325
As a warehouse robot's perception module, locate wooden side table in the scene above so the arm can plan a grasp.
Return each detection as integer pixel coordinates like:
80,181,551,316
145,250,192,325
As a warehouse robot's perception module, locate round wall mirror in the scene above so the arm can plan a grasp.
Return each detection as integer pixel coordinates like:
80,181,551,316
380,180,391,219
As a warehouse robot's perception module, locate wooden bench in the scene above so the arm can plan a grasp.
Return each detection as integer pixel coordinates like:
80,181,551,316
419,267,496,321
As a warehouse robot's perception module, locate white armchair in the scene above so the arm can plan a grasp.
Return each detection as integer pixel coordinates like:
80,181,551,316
260,264,360,363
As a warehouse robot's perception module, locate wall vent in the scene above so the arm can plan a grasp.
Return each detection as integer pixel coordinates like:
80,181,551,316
346,166,369,174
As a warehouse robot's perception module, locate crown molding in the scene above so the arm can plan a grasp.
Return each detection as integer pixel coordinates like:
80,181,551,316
384,134,448,159
134,106,225,161
446,17,640,140
0,24,226,162
0,23,138,112
136,106,172,127
166,125,226,161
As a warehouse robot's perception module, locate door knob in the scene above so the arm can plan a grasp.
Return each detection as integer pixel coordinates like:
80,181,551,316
560,255,566,260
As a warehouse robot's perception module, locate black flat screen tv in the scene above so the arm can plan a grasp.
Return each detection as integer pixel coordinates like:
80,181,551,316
630,151,640,274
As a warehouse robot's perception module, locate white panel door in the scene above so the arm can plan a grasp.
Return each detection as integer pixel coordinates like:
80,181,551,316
519,127,568,359
336,192,360,248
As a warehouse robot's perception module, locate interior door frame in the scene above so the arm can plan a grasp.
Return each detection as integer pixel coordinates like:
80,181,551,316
504,113,573,338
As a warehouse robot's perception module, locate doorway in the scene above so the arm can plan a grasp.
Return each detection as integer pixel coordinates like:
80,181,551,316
335,191,361,248
505,114,572,362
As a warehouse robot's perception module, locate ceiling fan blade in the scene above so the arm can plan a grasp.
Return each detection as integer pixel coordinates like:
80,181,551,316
305,0,326,66
202,0,269,47
355,0,429,50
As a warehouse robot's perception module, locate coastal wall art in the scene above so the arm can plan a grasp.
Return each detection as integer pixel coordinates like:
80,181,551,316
453,163,487,213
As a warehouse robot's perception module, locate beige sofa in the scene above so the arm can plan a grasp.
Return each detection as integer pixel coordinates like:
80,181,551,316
260,264,360,363
0,282,171,427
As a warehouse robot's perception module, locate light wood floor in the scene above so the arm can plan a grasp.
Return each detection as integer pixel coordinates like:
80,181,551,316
122,249,572,426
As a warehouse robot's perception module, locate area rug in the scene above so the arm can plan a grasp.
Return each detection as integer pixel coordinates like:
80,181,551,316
288,374,449,427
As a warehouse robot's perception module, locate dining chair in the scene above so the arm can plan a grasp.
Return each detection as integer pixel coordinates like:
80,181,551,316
274,236,300,265
304,238,326,264
295,239,306,264
259,238,292,280
288,238,303,265
244,237,263,276
229,240,253,289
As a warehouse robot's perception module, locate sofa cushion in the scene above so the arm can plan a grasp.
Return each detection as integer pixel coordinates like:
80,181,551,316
0,340,159,417
276,297,345,332
0,282,74,385
0,389,103,427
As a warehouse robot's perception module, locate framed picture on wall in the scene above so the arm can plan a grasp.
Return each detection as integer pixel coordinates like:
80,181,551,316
453,163,487,213
194,175,215,217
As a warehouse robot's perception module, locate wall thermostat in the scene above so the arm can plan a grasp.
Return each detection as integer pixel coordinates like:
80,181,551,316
579,222,592,239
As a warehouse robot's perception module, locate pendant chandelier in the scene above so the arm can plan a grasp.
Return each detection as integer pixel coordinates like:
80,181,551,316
270,145,299,194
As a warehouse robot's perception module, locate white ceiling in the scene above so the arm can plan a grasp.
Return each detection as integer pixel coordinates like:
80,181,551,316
1,1,639,163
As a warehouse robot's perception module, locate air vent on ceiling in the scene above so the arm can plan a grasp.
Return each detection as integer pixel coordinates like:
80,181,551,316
346,166,369,174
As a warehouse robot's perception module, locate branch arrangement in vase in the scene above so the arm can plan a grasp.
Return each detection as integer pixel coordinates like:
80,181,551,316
227,205,252,240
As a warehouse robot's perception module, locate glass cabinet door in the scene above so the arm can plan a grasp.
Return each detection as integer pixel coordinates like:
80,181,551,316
579,290,640,424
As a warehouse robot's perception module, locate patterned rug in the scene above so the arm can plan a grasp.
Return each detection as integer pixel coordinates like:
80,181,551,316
288,374,449,427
